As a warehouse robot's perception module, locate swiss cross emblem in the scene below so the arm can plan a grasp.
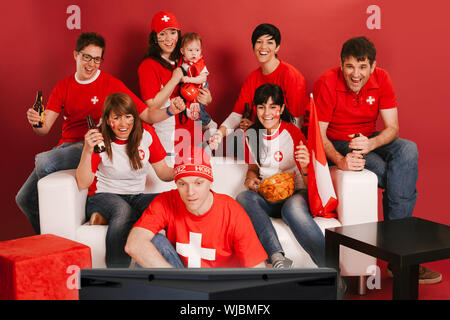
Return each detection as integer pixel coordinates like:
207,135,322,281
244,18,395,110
176,232,216,268
139,149,145,160
161,15,170,22
274,151,283,162
91,96,99,104
366,96,375,105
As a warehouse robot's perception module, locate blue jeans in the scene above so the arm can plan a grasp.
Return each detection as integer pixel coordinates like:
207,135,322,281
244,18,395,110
331,135,418,221
86,192,159,268
15,142,84,234
236,190,325,267
150,234,185,268
198,82,212,126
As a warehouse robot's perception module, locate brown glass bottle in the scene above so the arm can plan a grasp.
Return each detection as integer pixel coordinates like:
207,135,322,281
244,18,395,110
351,133,364,171
32,91,44,128
243,103,252,119
86,115,105,154
351,133,361,152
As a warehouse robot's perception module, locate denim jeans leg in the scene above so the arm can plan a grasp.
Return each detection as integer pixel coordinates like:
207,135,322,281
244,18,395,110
34,142,84,179
332,137,418,220
86,193,138,268
15,169,40,234
151,234,185,268
236,190,284,257
15,142,84,234
281,191,326,267
370,138,418,220
128,193,160,222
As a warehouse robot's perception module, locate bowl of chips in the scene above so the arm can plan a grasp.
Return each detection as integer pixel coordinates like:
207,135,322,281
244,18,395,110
258,172,295,203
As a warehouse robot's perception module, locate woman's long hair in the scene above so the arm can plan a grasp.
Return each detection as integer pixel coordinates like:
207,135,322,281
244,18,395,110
144,30,182,70
144,29,189,124
101,93,144,170
245,84,295,165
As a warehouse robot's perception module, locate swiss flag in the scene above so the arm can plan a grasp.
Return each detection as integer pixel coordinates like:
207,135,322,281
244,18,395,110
307,94,338,218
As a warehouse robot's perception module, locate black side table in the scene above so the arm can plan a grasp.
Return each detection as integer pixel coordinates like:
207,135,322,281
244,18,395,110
325,217,450,300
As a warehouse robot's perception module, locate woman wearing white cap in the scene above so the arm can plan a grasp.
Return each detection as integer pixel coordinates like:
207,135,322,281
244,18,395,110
137,11,213,157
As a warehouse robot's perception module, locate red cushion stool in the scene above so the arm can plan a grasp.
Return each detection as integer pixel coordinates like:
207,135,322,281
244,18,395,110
0,234,91,300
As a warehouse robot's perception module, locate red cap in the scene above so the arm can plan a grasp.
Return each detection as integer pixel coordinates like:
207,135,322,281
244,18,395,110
151,11,181,34
174,146,213,182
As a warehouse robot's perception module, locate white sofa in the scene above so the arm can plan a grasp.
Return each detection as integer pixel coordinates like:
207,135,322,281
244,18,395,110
38,156,378,293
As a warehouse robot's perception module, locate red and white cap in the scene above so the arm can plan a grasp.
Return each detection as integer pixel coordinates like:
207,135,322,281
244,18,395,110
174,146,213,182
151,11,181,34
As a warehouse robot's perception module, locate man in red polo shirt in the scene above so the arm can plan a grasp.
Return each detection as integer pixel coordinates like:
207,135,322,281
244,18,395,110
314,36,440,284
125,146,267,268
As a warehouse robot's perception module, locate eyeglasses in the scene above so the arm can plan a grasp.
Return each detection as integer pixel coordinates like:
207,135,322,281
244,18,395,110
78,52,104,64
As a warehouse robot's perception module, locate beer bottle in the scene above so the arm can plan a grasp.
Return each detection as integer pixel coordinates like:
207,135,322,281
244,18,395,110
351,133,361,152
351,133,364,171
32,91,44,128
86,115,106,154
243,103,252,120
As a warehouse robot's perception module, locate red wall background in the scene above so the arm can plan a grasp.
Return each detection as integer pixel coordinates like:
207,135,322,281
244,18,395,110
2,0,450,241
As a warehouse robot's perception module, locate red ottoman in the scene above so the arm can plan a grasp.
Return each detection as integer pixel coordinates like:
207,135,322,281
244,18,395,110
0,234,91,300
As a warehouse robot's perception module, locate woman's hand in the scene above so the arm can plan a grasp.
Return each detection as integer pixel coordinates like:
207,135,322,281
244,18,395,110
208,131,223,150
197,87,212,106
245,176,261,192
84,128,104,153
295,141,310,173
239,118,253,130
168,96,186,115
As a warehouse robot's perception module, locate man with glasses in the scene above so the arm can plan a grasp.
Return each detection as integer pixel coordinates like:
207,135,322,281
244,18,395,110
16,32,150,234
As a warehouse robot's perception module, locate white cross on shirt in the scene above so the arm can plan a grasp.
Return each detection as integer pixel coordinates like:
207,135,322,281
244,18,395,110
366,96,375,105
176,232,216,267
161,15,170,22
91,96,99,104
274,151,283,162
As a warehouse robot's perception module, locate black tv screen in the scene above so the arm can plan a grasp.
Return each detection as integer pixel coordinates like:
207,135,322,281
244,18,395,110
79,268,337,300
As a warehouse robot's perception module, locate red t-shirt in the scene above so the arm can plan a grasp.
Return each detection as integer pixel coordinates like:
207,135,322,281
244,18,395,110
313,67,397,141
233,60,307,118
46,71,147,145
134,189,268,268
138,58,177,102
138,58,199,154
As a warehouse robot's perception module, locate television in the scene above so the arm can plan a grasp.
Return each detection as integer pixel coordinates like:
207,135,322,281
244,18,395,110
79,268,337,300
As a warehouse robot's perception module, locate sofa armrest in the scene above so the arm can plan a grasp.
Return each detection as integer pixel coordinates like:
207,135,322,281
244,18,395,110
330,166,378,226
38,169,87,240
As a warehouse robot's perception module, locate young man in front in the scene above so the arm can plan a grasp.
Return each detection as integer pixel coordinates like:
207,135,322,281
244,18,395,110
125,146,267,268
313,36,441,284
16,32,172,234
208,23,307,150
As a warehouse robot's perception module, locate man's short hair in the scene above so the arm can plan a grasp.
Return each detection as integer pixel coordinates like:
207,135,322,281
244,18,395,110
340,36,376,66
251,23,281,48
75,32,106,57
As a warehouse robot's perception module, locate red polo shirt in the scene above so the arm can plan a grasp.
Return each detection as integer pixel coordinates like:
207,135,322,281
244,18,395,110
313,67,397,141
